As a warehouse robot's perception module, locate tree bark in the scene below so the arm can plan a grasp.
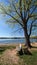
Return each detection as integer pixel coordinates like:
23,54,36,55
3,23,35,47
25,33,31,48
23,23,32,48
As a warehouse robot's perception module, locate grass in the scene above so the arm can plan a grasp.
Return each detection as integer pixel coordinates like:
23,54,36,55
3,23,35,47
0,44,37,65
19,50,37,65
0,45,16,54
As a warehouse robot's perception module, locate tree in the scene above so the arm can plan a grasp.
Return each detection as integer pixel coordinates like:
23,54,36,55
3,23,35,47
0,0,37,48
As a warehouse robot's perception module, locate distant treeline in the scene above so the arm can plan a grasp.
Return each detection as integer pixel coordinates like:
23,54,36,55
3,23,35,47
0,37,24,39
0,36,37,39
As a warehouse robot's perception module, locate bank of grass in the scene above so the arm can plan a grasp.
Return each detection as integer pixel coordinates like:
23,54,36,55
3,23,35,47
0,44,16,54
0,43,37,65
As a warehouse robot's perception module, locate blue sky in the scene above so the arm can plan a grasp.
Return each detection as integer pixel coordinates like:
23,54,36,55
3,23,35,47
0,14,24,37
0,0,37,37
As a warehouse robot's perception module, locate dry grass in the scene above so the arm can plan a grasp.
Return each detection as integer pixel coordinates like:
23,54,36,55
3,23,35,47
0,44,24,65
0,48,19,65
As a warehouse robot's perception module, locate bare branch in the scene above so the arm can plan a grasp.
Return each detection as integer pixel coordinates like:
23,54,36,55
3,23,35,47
6,13,24,28
26,0,37,22
25,0,32,23
29,18,37,36
29,14,37,18
26,16,29,23
12,3,21,17
26,0,32,11
26,0,36,12
19,0,23,20
7,14,24,28
23,0,27,19
12,27,23,34
0,4,24,28
30,5,37,15
26,7,37,23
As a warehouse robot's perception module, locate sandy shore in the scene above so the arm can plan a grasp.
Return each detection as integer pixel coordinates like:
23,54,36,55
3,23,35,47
31,42,37,46
0,42,37,46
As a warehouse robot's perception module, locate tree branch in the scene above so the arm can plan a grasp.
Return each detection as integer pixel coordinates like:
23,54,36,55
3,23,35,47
8,0,21,17
25,0,32,23
23,0,27,19
0,5,24,28
19,0,23,21
30,5,37,15
29,18,37,36
6,13,24,28
26,0,36,13
12,27,23,34
26,0,37,22
26,0,32,12
26,6,37,23
12,3,21,17
29,14,37,18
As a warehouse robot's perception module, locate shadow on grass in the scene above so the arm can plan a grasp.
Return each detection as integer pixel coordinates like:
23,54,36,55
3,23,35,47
23,48,32,55
17,48,32,56
0,47,6,54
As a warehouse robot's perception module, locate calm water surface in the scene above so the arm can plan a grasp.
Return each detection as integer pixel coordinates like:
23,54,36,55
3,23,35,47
0,38,37,44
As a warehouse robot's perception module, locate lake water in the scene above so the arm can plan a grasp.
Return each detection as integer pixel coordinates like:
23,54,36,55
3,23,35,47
0,38,37,44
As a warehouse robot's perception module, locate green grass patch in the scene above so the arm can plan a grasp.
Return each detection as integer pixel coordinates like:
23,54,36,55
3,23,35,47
0,45,16,54
19,50,37,65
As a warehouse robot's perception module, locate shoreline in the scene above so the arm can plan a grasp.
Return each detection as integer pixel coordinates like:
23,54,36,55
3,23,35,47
0,42,37,46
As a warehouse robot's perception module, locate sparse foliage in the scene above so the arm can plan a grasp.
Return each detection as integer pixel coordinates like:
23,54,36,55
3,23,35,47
0,0,37,48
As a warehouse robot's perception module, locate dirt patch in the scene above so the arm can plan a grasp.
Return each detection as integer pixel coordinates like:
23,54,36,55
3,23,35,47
0,49,19,65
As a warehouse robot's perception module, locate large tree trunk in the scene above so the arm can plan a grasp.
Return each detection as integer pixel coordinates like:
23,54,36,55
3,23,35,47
24,29,32,55
25,33,31,48
24,23,32,48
